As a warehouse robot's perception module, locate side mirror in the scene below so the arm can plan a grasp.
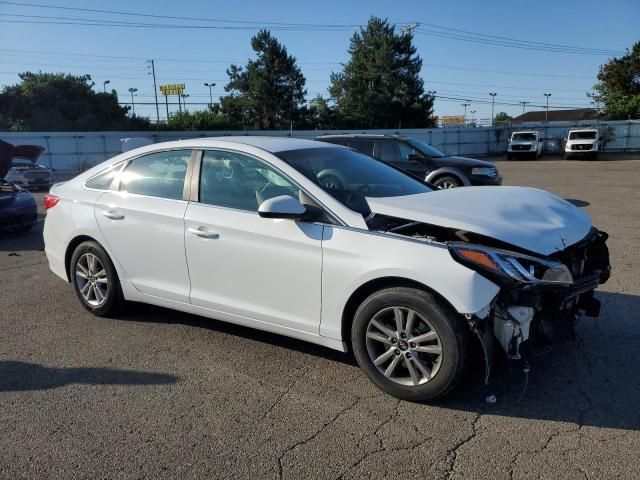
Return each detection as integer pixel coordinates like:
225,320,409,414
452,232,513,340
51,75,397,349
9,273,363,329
407,153,423,163
258,195,307,220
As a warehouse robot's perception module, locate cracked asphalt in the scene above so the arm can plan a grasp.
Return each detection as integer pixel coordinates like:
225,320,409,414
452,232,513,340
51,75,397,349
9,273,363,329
1,157,639,479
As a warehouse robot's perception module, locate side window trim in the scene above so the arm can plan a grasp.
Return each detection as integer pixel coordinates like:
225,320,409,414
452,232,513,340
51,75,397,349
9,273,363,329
84,161,127,191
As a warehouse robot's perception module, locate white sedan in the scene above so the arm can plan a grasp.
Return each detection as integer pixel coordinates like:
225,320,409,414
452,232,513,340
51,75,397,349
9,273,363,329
43,137,610,401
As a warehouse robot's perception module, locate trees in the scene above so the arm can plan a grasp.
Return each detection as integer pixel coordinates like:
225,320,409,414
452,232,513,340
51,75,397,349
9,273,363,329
329,17,435,129
220,30,307,130
0,72,148,131
592,41,640,120
493,112,512,124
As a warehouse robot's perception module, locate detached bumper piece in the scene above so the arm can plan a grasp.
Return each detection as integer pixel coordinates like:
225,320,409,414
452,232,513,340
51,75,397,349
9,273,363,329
492,229,611,360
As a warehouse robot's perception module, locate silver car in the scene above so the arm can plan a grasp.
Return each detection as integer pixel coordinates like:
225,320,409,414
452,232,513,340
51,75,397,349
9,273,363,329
4,144,52,190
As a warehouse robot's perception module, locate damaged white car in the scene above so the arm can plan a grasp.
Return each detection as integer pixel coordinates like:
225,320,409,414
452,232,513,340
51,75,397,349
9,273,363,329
43,138,611,401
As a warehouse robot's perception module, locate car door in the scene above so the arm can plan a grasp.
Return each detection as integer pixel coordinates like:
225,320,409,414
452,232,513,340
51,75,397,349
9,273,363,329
184,149,323,333
94,149,193,303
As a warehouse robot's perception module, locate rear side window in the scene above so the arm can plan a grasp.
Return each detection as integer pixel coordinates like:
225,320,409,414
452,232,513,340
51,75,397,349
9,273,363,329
119,150,191,200
378,140,402,162
85,165,122,190
348,140,374,156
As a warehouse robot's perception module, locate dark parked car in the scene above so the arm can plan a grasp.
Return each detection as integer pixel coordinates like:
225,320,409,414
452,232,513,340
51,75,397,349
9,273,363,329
0,140,39,232
315,134,502,189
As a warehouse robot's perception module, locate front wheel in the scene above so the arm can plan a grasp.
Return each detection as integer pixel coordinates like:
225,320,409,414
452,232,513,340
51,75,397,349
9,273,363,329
351,287,468,402
70,241,125,317
432,176,461,189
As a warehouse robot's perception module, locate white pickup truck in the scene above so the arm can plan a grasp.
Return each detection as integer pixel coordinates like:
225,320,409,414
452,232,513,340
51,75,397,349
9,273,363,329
507,131,543,160
564,128,602,160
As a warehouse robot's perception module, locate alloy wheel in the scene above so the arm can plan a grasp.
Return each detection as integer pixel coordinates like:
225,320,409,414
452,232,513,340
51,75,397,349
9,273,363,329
365,306,443,386
75,253,108,307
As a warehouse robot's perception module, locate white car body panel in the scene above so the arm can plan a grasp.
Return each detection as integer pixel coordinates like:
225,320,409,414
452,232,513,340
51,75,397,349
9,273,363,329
319,226,500,339
366,186,592,256
94,191,191,303
184,202,323,333
43,137,594,354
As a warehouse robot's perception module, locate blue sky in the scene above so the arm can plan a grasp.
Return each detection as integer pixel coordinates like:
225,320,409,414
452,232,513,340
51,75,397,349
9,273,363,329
0,0,638,123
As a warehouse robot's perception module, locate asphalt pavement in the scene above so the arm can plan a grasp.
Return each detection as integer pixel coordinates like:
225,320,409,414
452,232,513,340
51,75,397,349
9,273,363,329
1,158,639,479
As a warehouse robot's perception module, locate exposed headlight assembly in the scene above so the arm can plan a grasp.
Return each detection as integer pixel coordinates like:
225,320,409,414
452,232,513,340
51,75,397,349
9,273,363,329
471,167,497,176
448,242,573,285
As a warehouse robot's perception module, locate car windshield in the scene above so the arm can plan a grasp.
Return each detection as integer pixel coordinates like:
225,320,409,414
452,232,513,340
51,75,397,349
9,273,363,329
276,147,431,206
512,133,537,141
10,159,36,167
406,139,446,158
569,131,597,140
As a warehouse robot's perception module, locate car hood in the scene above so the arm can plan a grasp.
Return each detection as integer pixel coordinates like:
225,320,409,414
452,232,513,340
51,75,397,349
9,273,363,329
366,186,592,256
435,156,495,168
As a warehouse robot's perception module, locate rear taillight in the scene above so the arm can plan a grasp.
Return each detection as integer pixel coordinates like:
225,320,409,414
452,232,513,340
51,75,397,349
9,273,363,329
44,193,60,210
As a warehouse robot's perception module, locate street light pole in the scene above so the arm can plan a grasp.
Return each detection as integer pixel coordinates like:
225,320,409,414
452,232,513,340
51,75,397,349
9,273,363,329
427,90,437,126
147,59,160,124
489,93,497,126
470,110,476,125
544,93,552,121
181,94,190,113
102,80,110,93
461,103,470,125
204,82,216,108
128,87,138,116
519,101,531,116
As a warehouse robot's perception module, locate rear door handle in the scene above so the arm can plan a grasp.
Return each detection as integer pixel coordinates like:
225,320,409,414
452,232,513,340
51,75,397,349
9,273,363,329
102,210,125,220
188,226,219,239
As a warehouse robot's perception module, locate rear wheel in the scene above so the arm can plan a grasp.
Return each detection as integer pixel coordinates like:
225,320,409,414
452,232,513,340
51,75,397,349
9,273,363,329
432,175,461,189
351,287,468,402
70,241,125,317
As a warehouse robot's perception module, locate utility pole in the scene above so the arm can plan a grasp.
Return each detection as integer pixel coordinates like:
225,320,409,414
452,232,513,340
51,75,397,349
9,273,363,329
128,87,138,116
461,103,470,125
400,22,420,35
147,59,160,124
489,93,497,126
544,93,552,121
164,94,169,120
428,90,437,126
181,94,190,113
102,80,110,93
204,82,216,108
519,101,531,116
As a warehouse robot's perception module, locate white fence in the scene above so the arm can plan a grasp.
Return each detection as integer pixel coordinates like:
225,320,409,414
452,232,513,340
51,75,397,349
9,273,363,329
2,119,638,174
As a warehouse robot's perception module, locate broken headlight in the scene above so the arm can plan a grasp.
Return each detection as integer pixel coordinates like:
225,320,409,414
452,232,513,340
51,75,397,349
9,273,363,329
448,243,573,285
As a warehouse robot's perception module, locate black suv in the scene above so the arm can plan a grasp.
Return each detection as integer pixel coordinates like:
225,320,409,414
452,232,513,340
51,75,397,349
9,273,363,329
315,134,502,189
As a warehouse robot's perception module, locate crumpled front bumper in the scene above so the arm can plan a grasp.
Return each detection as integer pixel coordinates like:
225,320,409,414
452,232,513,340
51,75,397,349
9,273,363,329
480,229,611,361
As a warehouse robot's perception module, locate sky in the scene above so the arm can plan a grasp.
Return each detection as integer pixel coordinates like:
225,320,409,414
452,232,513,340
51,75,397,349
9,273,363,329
0,0,638,124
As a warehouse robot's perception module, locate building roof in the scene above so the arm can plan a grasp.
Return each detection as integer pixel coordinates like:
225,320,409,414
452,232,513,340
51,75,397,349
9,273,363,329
513,108,598,122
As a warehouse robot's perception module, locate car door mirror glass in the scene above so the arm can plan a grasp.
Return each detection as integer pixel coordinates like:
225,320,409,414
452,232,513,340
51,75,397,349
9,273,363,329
258,195,306,219
407,152,423,163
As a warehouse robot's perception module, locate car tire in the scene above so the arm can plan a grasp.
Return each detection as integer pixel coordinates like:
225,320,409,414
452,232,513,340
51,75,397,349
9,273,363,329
70,241,125,317
432,176,461,189
351,287,468,402
564,153,571,160
507,154,512,161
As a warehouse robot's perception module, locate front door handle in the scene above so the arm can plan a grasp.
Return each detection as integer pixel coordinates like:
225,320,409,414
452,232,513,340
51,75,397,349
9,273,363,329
102,210,125,220
188,226,219,239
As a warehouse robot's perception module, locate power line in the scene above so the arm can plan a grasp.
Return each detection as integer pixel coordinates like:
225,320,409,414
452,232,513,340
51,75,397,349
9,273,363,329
0,1,624,55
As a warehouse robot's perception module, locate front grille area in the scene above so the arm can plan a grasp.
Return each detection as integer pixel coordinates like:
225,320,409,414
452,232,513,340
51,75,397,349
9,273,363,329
511,144,531,151
571,144,593,151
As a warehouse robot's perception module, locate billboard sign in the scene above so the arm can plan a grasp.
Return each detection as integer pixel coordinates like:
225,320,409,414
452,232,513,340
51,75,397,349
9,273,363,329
159,83,185,96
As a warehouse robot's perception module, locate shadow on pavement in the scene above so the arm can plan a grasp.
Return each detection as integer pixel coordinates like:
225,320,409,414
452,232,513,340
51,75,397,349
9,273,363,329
565,198,590,207
0,214,45,252
121,291,640,431
0,361,178,392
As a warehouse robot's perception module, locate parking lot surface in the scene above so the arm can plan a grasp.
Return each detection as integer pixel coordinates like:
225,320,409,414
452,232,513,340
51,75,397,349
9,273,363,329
1,159,639,479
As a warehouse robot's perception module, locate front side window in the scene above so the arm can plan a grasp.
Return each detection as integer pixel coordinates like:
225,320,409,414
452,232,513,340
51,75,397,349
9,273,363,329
119,150,191,200
199,150,299,212
378,140,402,162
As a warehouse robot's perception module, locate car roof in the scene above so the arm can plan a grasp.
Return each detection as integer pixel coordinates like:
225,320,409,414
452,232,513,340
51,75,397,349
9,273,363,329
512,130,539,134
137,136,342,154
568,128,598,132
316,134,406,140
